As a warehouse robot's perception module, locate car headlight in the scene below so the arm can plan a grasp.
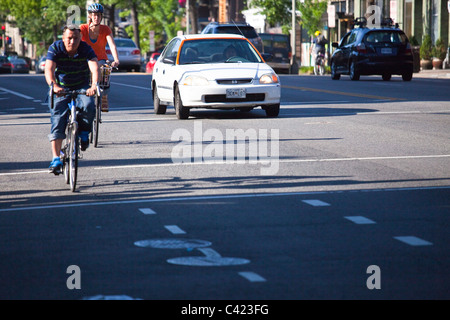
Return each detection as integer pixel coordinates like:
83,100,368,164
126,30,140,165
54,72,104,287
259,73,279,84
182,75,209,86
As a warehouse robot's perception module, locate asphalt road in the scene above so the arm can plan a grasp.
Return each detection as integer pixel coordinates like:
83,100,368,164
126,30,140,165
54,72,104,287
0,72,449,303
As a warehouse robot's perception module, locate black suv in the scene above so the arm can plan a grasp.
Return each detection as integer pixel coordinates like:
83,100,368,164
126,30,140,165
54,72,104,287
201,22,263,53
330,18,414,81
259,33,292,74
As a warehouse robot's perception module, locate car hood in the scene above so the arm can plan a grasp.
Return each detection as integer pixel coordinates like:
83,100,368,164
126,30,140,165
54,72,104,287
181,63,274,80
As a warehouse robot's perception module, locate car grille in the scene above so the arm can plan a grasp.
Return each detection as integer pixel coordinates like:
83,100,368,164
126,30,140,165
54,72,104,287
204,93,265,103
216,78,253,85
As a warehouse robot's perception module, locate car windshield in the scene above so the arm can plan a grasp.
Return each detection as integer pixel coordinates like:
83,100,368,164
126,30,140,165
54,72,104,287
179,38,262,65
112,39,137,48
365,31,407,44
215,26,258,38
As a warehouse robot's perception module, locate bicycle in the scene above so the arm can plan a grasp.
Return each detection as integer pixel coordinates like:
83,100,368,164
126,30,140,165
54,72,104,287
50,83,98,192
314,52,326,76
90,61,117,148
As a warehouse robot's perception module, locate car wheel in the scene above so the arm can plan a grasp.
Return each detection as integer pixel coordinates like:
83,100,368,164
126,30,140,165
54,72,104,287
153,86,166,114
331,62,340,80
349,61,360,81
382,73,391,81
174,86,190,120
264,104,280,118
402,72,413,81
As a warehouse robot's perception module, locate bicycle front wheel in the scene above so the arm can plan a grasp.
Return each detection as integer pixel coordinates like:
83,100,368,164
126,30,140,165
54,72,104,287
91,95,101,147
68,127,79,192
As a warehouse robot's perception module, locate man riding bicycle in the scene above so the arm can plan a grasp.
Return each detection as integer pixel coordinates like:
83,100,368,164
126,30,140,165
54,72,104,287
310,30,328,70
45,24,99,174
80,3,120,112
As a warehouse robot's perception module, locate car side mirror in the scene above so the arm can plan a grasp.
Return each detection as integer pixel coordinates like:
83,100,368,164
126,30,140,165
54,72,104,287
163,57,175,65
261,53,273,62
332,42,339,48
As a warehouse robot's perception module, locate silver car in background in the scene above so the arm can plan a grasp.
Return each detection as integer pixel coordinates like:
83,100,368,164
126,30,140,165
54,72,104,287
106,38,141,72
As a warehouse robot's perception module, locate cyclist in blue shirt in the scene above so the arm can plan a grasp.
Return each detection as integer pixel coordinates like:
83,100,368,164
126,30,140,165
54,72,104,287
45,25,99,174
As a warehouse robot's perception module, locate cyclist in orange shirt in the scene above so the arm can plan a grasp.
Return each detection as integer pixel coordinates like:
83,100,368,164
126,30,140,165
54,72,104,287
80,3,119,112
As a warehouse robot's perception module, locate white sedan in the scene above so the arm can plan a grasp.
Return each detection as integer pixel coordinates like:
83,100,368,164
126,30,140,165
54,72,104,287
151,34,281,119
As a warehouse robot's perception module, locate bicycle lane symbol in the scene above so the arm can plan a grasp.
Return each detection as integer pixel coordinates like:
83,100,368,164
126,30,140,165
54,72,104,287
134,238,250,267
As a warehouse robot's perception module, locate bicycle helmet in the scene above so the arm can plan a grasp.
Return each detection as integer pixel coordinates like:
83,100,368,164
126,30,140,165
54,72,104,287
88,3,104,13
315,31,321,36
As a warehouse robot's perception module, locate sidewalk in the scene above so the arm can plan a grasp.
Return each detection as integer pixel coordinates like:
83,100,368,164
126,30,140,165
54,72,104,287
413,68,450,79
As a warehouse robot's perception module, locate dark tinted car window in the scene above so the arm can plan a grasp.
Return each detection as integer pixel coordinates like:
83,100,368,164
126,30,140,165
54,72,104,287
216,26,258,38
364,31,407,44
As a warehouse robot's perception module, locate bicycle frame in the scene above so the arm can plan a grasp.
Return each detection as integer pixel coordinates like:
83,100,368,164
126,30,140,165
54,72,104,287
50,83,91,192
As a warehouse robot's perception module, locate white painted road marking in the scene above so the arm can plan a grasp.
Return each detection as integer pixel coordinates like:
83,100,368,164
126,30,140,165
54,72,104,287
394,236,433,246
139,208,156,215
0,87,34,100
344,216,376,224
1,186,449,213
302,199,330,206
165,225,186,234
238,271,266,282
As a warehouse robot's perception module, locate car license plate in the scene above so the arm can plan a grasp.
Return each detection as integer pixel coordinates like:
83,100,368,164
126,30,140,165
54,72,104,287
381,48,392,54
226,88,246,99
275,53,283,58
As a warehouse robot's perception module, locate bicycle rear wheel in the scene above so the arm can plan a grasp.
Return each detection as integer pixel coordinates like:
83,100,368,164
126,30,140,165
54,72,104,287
68,126,79,192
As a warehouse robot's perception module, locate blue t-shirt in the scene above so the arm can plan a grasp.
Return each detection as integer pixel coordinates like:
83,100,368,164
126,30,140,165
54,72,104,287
46,40,97,89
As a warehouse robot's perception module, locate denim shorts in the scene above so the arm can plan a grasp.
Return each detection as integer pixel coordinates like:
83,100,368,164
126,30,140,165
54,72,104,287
48,86,96,141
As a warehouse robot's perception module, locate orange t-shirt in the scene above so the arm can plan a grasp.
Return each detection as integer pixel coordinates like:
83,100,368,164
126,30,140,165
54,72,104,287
80,24,112,61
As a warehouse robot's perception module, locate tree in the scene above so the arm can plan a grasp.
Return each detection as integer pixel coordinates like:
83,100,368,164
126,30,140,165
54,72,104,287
297,0,328,37
250,0,327,36
249,0,294,34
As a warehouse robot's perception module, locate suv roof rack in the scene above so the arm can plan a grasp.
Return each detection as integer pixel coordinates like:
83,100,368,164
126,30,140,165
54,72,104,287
352,17,400,29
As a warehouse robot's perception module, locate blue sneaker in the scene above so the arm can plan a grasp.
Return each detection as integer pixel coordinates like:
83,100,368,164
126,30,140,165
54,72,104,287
80,131,89,151
49,157,63,175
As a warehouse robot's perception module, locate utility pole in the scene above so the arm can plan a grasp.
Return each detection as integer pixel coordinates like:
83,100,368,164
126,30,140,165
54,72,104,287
186,0,190,34
291,0,296,65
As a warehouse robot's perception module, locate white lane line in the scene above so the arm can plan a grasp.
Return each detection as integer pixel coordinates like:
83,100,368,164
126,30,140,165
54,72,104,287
91,154,450,171
110,82,150,90
0,87,34,100
302,199,330,206
238,271,266,282
164,225,186,234
1,185,449,213
394,236,433,246
344,216,376,224
13,108,35,111
139,208,156,215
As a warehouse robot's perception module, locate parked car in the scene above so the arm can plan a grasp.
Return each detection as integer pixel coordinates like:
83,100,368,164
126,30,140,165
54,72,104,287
146,52,160,73
106,38,141,72
151,34,280,119
36,57,47,74
9,58,29,74
330,17,414,81
259,33,292,74
0,56,12,74
201,22,263,53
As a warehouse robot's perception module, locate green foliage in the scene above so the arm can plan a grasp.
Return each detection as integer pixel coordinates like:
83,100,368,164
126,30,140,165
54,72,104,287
249,0,293,34
432,38,447,60
409,35,419,46
297,0,328,37
420,34,432,60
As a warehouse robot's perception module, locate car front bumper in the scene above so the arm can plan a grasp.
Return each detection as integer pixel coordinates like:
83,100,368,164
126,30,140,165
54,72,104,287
178,83,281,108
